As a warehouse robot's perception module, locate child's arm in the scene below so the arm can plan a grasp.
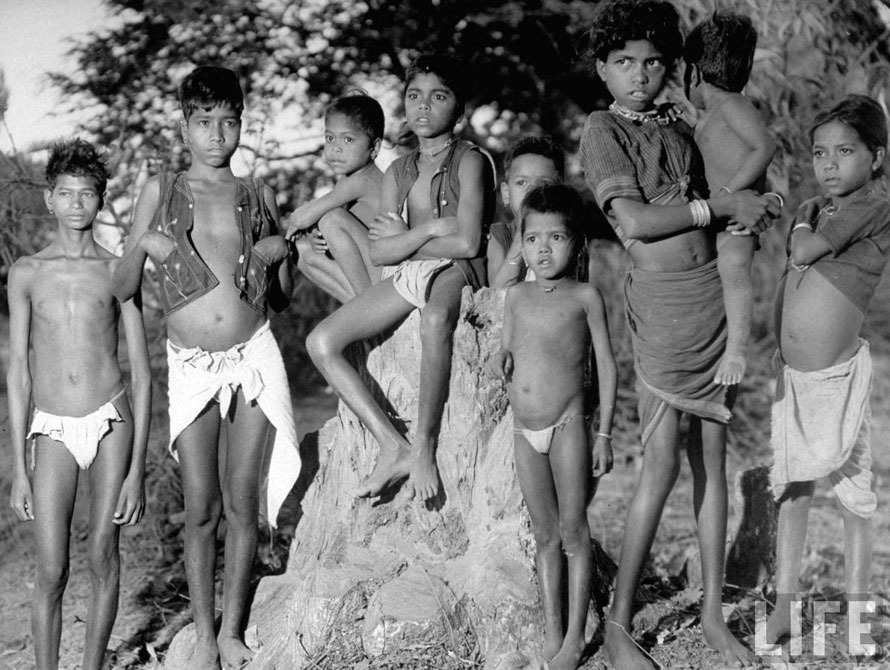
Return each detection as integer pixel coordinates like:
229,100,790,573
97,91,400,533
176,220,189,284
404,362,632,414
611,189,774,242
490,226,526,289
7,260,34,522
717,97,776,194
368,168,456,266
286,171,373,239
488,285,516,381
113,177,173,302
255,185,293,312
113,291,151,526
585,286,617,478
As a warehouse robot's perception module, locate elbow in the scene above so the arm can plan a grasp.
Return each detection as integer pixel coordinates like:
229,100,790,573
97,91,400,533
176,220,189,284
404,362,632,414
790,244,818,266
455,233,481,260
617,216,650,241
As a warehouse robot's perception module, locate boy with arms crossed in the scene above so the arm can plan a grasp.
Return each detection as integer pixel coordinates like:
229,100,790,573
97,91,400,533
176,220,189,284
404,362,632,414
8,139,151,670
308,54,495,503
487,135,564,287
579,1,776,667
685,12,778,385
286,94,385,302
490,184,617,670
113,66,300,669
767,95,890,656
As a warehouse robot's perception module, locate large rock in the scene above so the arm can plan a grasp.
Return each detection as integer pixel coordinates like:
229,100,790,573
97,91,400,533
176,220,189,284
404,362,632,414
243,288,553,669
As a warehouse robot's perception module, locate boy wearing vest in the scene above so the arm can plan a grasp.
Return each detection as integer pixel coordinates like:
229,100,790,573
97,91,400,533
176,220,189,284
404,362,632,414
113,65,300,670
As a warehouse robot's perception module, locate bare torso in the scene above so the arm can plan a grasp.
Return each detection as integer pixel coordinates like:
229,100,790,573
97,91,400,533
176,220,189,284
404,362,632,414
22,249,124,416
623,226,716,272
346,164,383,227
166,174,266,350
776,269,863,371
507,281,590,429
695,95,767,195
405,155,440,258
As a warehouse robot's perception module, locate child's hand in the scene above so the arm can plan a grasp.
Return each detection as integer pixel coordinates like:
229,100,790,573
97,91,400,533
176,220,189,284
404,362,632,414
487,348,514,381
139,231,176,264
113,473,145,526
591,434,614,478
309,229,329,255
10,474,34,522
369,212,408,240
724,190,775,235
253,235,289,264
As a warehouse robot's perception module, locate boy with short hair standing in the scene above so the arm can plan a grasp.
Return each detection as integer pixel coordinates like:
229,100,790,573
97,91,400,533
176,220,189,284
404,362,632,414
8,138,151,670
113,65,300,669
579,1,776,667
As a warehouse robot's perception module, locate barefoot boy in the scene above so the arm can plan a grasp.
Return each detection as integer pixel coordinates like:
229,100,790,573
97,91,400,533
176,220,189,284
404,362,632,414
113,65,300,669
8,139,151,670
487,135,563,287
766,95,890,657
490,184,617,670
286,94,385,302
308,54,495,503
684,12,778,385
578,1,776,667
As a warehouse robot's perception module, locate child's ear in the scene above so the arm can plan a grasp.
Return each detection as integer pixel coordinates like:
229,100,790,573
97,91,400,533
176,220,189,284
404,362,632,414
872,146,886,172
596,59,607,81
500,181,511,209
180,116,189,144
371,138,382,160
43,188,54,214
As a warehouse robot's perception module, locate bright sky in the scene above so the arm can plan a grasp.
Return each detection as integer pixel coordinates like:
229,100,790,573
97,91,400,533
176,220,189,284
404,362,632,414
0,0,107,152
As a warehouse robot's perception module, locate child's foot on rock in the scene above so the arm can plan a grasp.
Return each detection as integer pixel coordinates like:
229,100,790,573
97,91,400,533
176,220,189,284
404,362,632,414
356,444,411,498
191,636,221,670
603,620,658,670
703,618,753,668
548,635,585,670
218,634,254,670
403,440,440,502
714,352,747,385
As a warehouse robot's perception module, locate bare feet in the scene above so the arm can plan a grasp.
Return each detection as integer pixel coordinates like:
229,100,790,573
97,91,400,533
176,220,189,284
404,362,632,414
603,620,658,670
714,352,747,386
542,623,563,661
402,437,440,502
192,634,221,670
764,598,793,647
218,633,254,670
356,443,411,498
548,634,585,670
702,617,753,668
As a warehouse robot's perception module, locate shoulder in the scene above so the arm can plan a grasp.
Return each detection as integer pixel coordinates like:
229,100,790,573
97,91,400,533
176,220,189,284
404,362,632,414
583,110,616,131
8,254,40,282
573,281,606,310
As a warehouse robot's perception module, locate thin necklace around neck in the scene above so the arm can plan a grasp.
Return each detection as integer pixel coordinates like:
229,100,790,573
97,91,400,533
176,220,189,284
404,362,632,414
419,138,454,158
540,277,568,293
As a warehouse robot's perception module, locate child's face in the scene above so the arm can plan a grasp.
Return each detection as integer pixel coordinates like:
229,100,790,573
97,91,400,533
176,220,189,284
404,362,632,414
522,211,575,280
597,40,668,112
812,120,884,199
501,154,560,221
324,113,379,177
44,175,102,230
182,103,241,167
405,73,460,140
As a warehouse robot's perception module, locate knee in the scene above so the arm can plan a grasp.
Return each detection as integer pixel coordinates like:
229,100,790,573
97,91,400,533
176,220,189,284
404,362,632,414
558,515,590,554
185,497,222,534
222,490,259,529
318,208,348,236
533,523,562,553
35,559,69,598
307,324,336,366
420,304,459,344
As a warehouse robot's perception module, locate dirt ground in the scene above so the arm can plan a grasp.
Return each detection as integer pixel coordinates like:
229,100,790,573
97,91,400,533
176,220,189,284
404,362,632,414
4,280,890,670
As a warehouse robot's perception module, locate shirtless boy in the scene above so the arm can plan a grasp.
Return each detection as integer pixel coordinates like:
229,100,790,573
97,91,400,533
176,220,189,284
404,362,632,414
487,135,563,287
8,138,151,670
308,54,495,503
684,11,778,384
113,65,300,669
490,183,617,670
286,94,385,302
579,1,776,667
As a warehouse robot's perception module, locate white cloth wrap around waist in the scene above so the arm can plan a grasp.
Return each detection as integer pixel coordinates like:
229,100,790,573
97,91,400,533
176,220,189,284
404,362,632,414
166,320,301,527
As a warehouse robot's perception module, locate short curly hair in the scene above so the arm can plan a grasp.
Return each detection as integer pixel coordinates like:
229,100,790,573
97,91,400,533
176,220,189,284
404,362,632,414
404,54,468,120
45,138,109,195
684,13,757,93
520,183,586,245
179,65,244,120
326,94,385,142
585,0,683,69
504,136,566,180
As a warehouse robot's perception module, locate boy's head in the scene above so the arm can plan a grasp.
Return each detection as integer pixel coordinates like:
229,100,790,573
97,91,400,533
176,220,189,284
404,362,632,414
810,95,888,179
44,138,109,225
520,183,586,278
324,94,384,176
404,55,467,133
178,65,244,120
501,136,565,221
684,12,757,99
586,0,683,112
179,66,243,167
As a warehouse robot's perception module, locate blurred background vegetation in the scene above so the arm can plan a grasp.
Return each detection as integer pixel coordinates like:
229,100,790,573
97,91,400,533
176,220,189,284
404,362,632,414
2,0,890,396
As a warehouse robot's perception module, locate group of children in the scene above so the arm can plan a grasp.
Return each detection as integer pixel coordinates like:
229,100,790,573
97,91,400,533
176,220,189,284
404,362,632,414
7,1,890,669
